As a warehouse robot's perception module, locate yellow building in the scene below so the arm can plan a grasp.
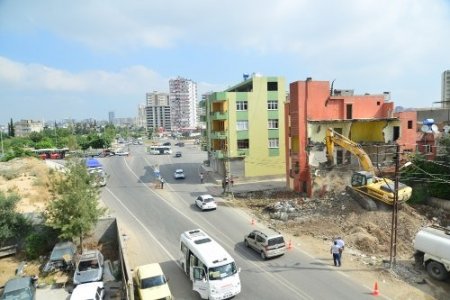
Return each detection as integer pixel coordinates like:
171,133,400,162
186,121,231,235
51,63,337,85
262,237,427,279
206,75,286,179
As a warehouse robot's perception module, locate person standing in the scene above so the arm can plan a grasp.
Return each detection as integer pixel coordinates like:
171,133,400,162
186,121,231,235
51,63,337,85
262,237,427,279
336,236,345,258
330,241,341,267
200,173,204,184
160,177,165,189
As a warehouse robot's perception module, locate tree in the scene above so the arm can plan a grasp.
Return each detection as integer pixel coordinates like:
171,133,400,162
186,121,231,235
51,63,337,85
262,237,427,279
45,158,106,248
0,192,30,247
8,118,15,137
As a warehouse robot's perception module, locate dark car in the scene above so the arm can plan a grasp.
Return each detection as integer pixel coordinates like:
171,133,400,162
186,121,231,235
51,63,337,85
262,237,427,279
43,241,77,273
175,142,185,147
1,276,36,300
163,142,171,146
175,151,182,157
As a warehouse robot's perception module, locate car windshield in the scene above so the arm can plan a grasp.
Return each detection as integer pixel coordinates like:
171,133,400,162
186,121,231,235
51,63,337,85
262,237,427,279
78,259,100,271
176,171,183,174
268,236,285,246
141,275,167,289
208,262,237,280
203,198,214,203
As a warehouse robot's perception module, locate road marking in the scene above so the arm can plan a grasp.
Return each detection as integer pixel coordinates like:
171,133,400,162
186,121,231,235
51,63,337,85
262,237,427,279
105,153,314,299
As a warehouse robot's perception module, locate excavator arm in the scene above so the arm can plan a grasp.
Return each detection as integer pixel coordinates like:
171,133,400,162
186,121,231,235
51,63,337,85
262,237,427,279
325,128,375,174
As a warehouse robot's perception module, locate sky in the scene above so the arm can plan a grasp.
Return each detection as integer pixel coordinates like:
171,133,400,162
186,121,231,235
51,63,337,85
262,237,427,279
1,0,450,126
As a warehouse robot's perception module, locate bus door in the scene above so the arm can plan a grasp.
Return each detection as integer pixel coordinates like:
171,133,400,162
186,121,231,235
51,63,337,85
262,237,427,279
192,267,209,299
189,254,197,281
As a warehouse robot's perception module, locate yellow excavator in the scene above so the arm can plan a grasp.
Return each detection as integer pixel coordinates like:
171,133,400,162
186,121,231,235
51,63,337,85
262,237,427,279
325,128,412,210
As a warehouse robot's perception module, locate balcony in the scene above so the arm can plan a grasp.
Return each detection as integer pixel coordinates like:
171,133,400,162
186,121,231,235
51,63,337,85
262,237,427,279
211,150,226,159
210,111,228,120
210,131,228,139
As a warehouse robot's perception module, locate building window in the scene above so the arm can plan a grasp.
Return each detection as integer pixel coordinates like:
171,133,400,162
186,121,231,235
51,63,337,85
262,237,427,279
267,100,278,110
268,119,279,129
236,101,248,111
267,81,278,91
268,138,279,148
236,120,248,131
424,144,432,153
407,120,413,129
237,139,249,149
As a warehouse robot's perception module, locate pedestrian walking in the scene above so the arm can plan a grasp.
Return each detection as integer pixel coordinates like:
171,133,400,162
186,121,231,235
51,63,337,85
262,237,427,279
330,241,342,267
160,177,165,189
200,173,204,184
335,236,345,258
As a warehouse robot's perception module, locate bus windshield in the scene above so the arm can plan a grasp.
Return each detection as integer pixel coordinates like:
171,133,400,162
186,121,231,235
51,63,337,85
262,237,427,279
208,262,237,280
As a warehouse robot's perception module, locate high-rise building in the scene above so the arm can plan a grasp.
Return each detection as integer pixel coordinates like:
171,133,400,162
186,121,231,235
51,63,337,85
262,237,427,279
145,92,171,132
137,104,146,128
442,70,450,108
169,77,197,130
108,111,115,124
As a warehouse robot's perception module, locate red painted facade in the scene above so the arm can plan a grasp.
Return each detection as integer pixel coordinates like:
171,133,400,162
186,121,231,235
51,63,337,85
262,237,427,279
286,79,417,196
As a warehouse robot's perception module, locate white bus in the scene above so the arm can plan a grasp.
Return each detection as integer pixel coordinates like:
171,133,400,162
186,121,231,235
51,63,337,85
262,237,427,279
148,145,172,155
179,229,241,300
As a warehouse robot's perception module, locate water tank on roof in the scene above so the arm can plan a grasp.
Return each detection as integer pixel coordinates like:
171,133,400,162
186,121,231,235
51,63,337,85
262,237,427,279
423,119,435,126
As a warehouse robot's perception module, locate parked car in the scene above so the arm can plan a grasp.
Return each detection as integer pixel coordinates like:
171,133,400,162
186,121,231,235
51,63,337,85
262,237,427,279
43,241,77,273
244,228,286,259
134,263,172,300
174,169,185,179
174,142,184,147
195,194,217,211
175,151,182,157
163,142,171,146
1,276,36,300
73,250,104,285
70,282,105,300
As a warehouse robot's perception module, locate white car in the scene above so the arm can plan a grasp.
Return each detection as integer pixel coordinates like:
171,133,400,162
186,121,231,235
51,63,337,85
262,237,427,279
174,169,185,179
195,194,217,210
115,151,129,156
70,281,105,300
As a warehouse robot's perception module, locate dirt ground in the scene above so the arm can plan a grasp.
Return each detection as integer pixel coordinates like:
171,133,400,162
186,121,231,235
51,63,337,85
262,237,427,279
1,158,450,299
231,170,450,299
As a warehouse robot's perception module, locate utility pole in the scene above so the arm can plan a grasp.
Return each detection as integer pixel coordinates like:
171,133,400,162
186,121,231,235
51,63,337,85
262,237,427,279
389,144,400,268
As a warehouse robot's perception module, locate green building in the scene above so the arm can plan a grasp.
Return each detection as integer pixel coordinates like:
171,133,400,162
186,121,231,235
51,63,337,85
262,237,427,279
206,75,286,180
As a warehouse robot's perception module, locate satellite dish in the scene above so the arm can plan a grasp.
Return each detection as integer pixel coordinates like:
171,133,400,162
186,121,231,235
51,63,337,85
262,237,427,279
421,125,431,133
431,124,439,133
444,125,450,133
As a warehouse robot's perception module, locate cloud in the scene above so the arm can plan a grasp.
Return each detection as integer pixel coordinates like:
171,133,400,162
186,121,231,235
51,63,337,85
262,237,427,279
0,56,168,94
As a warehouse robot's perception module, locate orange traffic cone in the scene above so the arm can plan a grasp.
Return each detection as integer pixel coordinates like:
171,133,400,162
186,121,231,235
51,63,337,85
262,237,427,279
287,240,292,250
372,281,379,296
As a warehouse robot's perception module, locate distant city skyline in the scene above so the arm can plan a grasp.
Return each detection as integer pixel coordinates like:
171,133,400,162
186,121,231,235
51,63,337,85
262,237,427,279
1,0,450,125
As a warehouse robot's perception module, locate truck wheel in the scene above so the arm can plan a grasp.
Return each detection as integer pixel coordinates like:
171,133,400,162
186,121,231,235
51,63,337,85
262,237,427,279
426,261,449,281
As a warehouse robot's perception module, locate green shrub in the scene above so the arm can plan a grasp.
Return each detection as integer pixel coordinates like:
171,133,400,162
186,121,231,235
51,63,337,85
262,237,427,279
25,232,47,259
408,185,428,205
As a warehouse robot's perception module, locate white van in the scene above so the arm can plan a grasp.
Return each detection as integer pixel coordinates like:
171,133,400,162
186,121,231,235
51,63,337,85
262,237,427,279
179,229,241,299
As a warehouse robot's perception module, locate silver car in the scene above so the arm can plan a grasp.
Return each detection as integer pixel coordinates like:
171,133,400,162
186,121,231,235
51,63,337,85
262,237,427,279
73,250,104,285
244,228,286,260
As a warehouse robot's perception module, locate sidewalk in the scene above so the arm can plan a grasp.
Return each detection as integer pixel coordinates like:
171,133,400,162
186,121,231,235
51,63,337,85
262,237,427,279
201,167,287,197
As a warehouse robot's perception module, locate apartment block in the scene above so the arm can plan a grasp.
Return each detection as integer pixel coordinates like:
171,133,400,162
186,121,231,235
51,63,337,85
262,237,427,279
169,77,198,130
145,92,171,132
442,70,450,108
286,78,416,196
206,75,286,179
14,119,44,137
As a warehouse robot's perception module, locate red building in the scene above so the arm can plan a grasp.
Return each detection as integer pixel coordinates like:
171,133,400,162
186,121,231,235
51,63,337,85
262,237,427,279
285,78,417,196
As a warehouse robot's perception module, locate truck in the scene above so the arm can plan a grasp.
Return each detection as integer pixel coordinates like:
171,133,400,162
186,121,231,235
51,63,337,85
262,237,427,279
325,128,412,210
414,225,450,281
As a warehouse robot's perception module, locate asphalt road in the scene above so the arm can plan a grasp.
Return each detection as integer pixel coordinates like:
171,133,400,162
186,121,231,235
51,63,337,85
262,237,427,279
99,141,382,300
